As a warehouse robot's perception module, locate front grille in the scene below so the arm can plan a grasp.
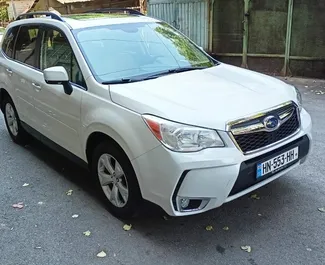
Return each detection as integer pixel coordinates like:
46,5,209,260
229,103,300,153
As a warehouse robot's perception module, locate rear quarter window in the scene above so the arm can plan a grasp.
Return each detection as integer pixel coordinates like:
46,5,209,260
1,27,19,59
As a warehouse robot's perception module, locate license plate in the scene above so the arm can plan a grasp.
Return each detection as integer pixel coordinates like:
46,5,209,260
256,147,299,178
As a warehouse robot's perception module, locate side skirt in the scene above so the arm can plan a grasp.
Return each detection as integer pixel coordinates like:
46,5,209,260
21,121,89,169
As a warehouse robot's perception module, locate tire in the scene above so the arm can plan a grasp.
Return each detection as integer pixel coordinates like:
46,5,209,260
91,141,143,219
2,96,31,146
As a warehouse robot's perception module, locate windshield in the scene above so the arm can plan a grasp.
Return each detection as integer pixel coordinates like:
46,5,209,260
73,22,217,83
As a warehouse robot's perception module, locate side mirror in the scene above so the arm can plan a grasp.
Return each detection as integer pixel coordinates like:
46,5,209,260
44,66,73,95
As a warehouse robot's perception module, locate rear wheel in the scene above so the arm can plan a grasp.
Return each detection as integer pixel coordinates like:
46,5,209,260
2,96,31,145
91,141,143,219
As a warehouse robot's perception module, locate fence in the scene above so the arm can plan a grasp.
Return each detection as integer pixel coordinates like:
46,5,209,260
212,0,325,78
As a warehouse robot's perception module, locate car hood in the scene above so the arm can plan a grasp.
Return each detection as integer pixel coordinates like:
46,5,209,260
109,63,297,130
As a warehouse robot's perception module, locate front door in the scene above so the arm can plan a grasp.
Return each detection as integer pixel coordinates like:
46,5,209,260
32,26,87,158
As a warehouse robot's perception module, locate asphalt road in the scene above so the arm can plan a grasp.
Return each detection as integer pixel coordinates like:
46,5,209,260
0,77,324,265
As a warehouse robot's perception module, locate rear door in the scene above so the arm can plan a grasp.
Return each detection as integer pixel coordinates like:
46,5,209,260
0,26,25,117
10,25,41,129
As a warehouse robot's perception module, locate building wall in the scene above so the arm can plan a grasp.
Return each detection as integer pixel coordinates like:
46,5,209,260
68,0,138,14
31,0,138,14
32,0,65,13
7,0,34,20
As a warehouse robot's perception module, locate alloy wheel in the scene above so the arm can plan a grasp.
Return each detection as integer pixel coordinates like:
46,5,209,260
97,154,129,208
5,103,18,136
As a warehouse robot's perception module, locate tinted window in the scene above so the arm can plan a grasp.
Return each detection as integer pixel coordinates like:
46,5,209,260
14,26,39,67
73,22,215,83
2,27,19,58
40,28,86,88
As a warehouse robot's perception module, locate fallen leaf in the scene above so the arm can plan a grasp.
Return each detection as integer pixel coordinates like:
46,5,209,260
305,86,308,88
37,202,44,205
258,213,262,217
123,224,132,231
22,183,30,187
163,216,169,221
222,226,229,231
241,246,252,253
306,248,312,252
250,194,260,200
318,207,325,213
205,225,213,231
83,230,91,236
66,189,73,196
72,214,79,218
35,246,42,249
12,202,24,209
97,251,106,258
113,253,117,257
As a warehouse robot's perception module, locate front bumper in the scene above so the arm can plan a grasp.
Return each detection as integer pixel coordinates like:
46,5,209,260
132,109,312,216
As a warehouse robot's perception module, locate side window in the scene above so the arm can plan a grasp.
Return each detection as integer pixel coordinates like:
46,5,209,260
2,27,19,59
14,26,39,67
40,28,86,88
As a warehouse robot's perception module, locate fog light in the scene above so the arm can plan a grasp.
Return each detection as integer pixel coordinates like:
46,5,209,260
177,197,210,212
180,198,190,209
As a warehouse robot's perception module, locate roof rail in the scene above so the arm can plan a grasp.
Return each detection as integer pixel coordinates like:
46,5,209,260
16,11,64,22
85,8,144,16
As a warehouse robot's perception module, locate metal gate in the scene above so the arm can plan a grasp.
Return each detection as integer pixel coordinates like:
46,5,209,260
147,0,209,50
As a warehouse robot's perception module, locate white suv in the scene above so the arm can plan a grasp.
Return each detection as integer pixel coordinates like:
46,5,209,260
0,10,312,218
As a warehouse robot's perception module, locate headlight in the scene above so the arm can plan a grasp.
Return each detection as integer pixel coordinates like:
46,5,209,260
142,115,224,152
294,86,302,112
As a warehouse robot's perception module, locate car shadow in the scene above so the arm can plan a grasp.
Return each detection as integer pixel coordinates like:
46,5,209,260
21,136,300,255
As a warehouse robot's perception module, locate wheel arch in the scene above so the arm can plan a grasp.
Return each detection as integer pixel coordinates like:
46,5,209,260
84,124,135,168
0,88,10,112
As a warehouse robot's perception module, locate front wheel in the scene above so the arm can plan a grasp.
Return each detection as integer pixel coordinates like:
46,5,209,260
2,96,31,145
91,141,143,219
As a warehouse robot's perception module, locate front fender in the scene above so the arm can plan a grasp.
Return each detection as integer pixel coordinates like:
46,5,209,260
81,105,160,162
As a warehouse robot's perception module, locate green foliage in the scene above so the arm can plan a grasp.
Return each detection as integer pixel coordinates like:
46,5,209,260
0,6,8,21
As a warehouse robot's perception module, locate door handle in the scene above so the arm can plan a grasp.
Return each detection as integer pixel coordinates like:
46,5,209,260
6,68,13,75
32,82,41,91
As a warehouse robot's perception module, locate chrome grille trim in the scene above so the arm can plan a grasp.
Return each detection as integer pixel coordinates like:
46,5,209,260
226,101,301,154
231,106,295,136
226,101,294,130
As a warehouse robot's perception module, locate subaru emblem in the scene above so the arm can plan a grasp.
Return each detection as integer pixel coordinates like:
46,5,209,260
263,115,280,132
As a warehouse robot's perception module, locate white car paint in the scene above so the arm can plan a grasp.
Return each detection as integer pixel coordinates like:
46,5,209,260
110,63,298,130
0,13,312,217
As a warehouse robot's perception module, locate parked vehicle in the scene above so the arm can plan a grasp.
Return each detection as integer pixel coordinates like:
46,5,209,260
0,10,312,218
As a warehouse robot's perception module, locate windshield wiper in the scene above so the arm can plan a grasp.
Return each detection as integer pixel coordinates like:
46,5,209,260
169,66,207,73
102,78,134,85
102,67,206,85
142,66,206,80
